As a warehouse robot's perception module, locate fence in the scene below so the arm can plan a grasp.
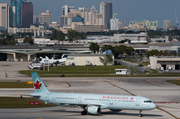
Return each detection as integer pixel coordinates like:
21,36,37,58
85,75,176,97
118,60,144,73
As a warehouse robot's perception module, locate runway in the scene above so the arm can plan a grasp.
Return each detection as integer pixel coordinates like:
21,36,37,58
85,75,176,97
0,62,180,119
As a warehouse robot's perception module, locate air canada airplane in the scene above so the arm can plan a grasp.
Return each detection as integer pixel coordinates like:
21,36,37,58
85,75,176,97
29,72,156,117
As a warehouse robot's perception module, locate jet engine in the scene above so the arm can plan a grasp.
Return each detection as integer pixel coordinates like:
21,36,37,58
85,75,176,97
87,106,101,114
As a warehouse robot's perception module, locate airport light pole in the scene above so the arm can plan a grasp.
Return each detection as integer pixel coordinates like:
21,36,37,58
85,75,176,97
48,62,49,72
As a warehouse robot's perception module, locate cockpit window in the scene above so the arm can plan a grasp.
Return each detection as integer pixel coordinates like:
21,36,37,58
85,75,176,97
144,100,152,103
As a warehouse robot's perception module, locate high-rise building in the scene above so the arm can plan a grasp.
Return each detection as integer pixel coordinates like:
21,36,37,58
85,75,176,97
145,20,158,31
21,1,33,28
118,21,126,30
9,6,16,27
100,2,112,29
38,10,52,25
129,20,158,31
67,9,82,25
10,0,27,26
163,19,173,31
88,12,103,25
33,15,38,24
110,18,118,30
62,5,75,16
110,13,118,30
0,3,9,29
59,15,68,27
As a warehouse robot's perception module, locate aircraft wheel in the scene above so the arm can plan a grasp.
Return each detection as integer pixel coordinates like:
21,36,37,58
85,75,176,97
139,110,143,117
81,111,87,115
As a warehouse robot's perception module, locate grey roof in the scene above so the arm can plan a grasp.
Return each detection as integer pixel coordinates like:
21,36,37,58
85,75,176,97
0,50,92,54
67,54,107,57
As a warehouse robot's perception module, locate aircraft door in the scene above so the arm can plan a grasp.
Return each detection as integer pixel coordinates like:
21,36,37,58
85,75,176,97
78,96,82,103
109,99,113,105
46,93,50,103
135,97,140,106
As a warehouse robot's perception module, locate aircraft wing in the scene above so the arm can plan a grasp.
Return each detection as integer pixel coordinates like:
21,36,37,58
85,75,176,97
58,103,108,109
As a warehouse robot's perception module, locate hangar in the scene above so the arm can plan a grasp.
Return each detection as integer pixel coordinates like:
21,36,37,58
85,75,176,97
150,56,180,70
65,54,114,66
0,50,92,61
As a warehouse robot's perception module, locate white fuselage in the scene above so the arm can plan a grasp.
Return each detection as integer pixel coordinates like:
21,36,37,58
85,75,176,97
31,92,156,111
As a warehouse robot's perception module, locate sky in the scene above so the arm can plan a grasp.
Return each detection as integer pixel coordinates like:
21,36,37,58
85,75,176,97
1,0,180,28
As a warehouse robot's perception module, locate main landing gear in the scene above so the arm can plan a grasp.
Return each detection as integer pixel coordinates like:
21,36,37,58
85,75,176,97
139,110,143,117
81,107,87,115
81,111,87,115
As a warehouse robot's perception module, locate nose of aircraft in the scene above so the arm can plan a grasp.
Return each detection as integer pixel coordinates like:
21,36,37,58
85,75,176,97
152,103,156,109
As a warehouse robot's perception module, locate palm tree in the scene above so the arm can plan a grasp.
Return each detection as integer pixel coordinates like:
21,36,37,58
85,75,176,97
89,43,99,54
99,54,113,65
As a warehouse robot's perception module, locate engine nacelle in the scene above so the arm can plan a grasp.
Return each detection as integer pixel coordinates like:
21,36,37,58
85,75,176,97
110,109,122,112
87,106,101,114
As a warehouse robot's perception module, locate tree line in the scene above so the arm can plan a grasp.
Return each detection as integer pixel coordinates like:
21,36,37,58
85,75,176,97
50,29,86,42
145,50,178,58
0,35,17,45
89,43,134,58
0,34,34,45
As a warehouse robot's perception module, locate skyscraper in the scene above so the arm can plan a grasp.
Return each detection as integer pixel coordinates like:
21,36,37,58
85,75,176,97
62,5,75,16
0,3,9,29
21,1,33,28
9,5,16,27
100,2,112,29
10,0,27,26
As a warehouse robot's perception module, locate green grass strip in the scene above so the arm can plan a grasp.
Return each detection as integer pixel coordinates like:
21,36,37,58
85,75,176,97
0,97,54,108
19,65,144,77
0,82,33,88
166,80,180,85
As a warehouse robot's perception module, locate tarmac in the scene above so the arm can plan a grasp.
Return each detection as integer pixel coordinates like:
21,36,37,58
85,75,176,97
0,61,180,119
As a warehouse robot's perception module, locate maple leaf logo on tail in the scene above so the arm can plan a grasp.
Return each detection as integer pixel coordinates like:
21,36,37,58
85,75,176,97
34,80,42,89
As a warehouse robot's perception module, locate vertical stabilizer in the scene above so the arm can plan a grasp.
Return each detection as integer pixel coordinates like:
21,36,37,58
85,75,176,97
31,72,49,93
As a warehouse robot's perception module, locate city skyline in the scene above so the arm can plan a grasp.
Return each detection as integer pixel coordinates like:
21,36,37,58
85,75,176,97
1,0,180,28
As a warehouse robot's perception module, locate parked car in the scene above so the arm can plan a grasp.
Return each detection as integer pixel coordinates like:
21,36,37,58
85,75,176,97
138,64,144,67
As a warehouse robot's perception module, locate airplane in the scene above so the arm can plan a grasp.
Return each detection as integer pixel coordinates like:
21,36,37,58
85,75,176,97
29,72,156,117
39,54,68,66
39,56,55,66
